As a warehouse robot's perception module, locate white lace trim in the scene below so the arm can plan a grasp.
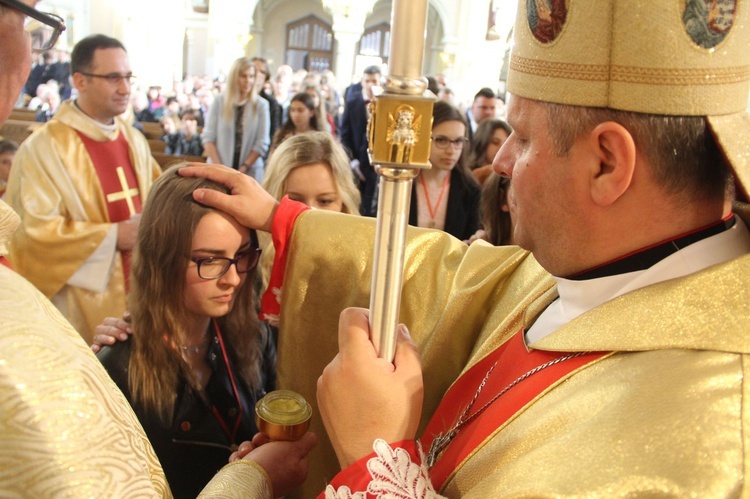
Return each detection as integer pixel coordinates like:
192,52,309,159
261,287,282,327
261,313,279,328
325,439,440,499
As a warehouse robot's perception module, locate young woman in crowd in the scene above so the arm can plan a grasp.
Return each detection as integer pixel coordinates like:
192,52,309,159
263,131,359,213
467,118,512,185
468,174,515,246
301,82,336,134
259,132,361,320
202,57,270,181
268,92,323,156
409,100,481,241
96,166,275,498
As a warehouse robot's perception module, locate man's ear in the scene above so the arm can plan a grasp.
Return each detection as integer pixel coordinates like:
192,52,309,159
72,72,86,93
588,121,636,207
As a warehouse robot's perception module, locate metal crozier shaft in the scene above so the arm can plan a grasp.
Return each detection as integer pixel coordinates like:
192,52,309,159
368,0,434,361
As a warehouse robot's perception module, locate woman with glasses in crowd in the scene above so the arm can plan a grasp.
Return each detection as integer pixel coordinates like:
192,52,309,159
202,57,270,181
409,100,481,241
96,165,275,498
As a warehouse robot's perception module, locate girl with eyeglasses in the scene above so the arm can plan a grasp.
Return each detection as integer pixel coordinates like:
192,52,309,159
97,165,275,498
409,100,481,241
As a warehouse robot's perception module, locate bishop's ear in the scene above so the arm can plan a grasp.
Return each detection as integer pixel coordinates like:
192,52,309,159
588,121,636,207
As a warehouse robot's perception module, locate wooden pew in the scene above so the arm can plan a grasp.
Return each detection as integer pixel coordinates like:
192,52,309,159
152,152,206,170
148,138,166,153
9,108,37,122
0,119,42,145
137,121,203,139
140,121,164,140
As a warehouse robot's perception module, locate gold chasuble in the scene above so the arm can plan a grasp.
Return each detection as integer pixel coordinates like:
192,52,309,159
0,199,169,497
6,100,160,343
271,208,750,498
1,200,274,498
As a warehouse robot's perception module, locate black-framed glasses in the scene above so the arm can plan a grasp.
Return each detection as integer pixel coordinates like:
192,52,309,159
190,248,262,280
432,135,469,150
78,72,137,86
1,0,66,51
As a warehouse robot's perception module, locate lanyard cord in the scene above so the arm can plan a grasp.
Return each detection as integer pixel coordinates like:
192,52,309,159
210,318,243,444
418,171,450,222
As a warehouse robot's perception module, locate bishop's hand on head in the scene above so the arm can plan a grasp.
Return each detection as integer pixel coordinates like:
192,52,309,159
179,163,280,233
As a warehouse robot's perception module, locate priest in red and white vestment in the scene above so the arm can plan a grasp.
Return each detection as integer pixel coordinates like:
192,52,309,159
6,35,160,344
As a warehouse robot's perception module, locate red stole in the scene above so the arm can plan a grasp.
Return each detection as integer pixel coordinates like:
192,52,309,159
76,130,142,290
422,330,608,490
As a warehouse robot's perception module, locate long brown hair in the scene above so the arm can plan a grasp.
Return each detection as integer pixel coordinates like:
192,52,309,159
467,119,512,170
128,165,266,423
480,174,513,246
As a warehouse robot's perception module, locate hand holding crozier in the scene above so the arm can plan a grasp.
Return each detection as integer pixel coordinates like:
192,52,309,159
317,308,424,468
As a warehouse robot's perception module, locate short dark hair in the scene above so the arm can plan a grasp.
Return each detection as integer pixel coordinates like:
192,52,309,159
0,139,19,155
363,65,381,76
543,103,732,203
71,34,126,74
426,76,440,95
251,57,271,83
474,87,496,101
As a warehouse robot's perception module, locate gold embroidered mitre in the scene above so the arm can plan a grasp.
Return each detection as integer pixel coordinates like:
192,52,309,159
506,0,750,198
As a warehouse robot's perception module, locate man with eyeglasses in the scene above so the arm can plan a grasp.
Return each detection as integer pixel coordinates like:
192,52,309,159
6,33,161,345
0,3,313,497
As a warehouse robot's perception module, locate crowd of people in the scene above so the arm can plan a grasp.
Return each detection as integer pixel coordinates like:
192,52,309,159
2,0,748,497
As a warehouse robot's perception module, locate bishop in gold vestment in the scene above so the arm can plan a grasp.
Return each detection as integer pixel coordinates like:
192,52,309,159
6,100,161,343
263,204,750,497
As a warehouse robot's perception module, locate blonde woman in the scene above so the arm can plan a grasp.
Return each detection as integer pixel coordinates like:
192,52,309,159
259,132,360,321
202,57,270,181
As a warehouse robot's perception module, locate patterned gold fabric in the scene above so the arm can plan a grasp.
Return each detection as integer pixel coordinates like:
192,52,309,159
276,209,750,497
0,199,170,496
5,100,161,343
199,460,273,498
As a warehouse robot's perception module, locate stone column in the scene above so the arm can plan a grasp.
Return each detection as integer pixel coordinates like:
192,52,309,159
206,0,257,77
326,1,377,87
118,0,185,89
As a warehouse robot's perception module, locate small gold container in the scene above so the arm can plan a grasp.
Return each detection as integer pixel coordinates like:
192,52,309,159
255,390,312,441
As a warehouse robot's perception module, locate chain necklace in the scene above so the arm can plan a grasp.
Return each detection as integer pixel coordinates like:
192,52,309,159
425,351,586,468
178,331,210,355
